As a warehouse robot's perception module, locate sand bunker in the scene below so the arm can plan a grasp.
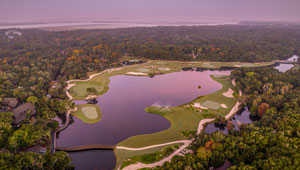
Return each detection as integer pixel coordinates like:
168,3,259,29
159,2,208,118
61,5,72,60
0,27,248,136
223,88,234,98
232,80,236,87
158,67,171,71
81,106,98,119
126,72,148,76
221,104,228,108
234,65,242,67
192,103,208,110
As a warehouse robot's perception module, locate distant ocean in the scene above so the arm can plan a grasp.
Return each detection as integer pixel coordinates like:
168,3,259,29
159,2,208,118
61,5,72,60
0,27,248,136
0,21,239,30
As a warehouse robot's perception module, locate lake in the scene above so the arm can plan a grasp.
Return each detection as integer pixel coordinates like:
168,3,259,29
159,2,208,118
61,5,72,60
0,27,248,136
57,70,231,170
274,55,298,72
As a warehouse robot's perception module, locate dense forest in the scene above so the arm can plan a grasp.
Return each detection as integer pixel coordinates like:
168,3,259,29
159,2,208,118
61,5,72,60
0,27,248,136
1,24,300,100
155,67,300,169
0,24,300,169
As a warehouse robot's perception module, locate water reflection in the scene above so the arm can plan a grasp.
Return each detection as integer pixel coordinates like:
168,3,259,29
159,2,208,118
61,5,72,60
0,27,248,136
205,107,259,134
274,55,298,72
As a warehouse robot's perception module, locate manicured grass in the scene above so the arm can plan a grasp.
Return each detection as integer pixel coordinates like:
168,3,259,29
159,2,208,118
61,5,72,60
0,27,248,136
158,67,170,71
115,143,183,169
136,68,151,72
71,84,104,97
72,104,102,123
200,101,221,110
119,145,180,169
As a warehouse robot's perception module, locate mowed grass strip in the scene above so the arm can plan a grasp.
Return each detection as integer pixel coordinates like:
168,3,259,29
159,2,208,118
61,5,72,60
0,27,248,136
136,68,151,72
70,84,104,97
115,143,184,169
72,104,102,123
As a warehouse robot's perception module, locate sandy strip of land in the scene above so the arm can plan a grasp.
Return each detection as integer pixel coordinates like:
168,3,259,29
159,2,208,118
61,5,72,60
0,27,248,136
116,140,189,151
221,104,228,108
65,84,76,100
222,88,234,98
232,79,236,87
224,90,242,120
126,72,148,76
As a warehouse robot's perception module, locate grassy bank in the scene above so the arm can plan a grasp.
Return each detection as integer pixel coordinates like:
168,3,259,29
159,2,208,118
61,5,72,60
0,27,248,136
72,104,102,123
115,143,184,169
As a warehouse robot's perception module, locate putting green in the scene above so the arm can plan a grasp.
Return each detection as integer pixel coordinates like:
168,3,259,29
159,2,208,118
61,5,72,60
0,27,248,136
200,101,221,110
71,84,104,97
158,67,170,71
72,104,102,123
81,107,98,119
136,68,150,72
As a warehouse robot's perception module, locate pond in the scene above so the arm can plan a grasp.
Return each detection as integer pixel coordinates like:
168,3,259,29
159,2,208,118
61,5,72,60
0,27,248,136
57,70,231,170
274,55,298,72
204,107,259,134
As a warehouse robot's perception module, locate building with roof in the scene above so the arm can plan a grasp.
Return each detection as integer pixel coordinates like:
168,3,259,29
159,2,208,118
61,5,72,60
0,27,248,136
12,102,36,124
2,98,19,108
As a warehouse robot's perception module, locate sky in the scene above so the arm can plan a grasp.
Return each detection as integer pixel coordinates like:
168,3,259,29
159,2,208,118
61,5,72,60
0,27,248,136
0,0,300,23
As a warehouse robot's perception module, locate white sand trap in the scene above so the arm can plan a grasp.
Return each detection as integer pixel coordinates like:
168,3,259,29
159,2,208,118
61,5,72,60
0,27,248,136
232,79,236,87
86,95,97,100
223,88,234,98
126,72,148,76
221,104,228,108
234,65,242,67
81,107,98,119
192,103,208,110
136,68,150,72
202,64,215,68
158,67,171,71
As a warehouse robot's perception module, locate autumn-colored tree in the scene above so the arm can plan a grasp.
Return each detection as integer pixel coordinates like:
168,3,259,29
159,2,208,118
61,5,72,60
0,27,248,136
258,102,270,118
226,121,234,131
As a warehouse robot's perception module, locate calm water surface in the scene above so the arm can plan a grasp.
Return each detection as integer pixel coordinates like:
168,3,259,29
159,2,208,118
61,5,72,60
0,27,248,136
204,107,258,134
274,55,298,72
57,70,231,170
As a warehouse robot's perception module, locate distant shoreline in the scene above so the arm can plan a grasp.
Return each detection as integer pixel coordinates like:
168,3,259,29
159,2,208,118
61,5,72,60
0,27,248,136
0,21,240,30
